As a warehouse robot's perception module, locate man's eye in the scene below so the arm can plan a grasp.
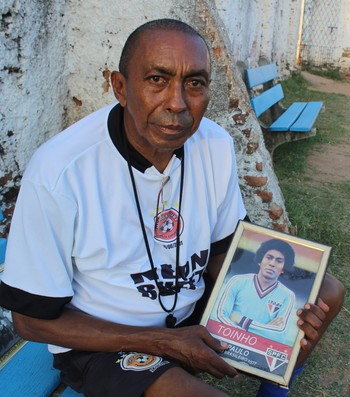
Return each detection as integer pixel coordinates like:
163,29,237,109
149,76,165,84
187,79,206,88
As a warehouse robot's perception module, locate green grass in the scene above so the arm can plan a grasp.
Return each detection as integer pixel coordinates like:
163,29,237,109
206,73,350,396
271,74,350,396
303,67,343,81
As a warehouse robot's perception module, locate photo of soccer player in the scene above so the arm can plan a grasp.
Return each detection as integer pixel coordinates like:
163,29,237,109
200,221,331,386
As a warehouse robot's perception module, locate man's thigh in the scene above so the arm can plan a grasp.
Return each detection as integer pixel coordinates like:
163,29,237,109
145,367,230,397
53,350,179,397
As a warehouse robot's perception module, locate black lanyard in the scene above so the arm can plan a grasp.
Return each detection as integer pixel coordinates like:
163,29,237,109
124,138,185,328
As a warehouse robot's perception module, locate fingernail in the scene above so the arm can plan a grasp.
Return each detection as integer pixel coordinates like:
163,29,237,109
220,342,228,350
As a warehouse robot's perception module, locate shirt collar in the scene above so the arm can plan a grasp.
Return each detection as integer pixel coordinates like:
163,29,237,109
107,103,184,173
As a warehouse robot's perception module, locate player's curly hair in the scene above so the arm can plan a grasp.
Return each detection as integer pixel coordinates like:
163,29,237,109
118,18,210,77
254,239,295,271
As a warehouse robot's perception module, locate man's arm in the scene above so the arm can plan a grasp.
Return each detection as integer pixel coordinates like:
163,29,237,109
12,308,238,379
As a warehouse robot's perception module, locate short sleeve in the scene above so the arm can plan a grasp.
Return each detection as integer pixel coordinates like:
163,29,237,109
0,179,77,318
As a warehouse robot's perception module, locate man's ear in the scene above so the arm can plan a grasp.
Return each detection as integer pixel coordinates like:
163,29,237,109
111,71,127,107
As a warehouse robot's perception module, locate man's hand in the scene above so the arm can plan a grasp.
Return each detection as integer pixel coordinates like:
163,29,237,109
162,325,238,379
297,298,329,351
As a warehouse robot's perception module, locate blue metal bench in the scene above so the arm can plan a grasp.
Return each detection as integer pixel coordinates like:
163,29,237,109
246,63,324,155
0,208,81,397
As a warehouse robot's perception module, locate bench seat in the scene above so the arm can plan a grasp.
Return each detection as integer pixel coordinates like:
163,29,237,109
269,101,323,132
0,237,6,264
0,341,81,396
0,342,60,396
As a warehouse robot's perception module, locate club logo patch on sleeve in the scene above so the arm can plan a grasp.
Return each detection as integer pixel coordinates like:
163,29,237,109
117,352,165,372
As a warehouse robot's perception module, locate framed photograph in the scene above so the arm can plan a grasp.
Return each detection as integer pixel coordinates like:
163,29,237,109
200,221,331,386
0,264,26,369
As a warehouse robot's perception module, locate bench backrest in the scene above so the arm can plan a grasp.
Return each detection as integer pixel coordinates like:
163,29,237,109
250,84,284,117
246,63,278,89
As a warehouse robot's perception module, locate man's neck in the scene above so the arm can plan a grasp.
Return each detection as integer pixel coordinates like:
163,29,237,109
257,274,277,290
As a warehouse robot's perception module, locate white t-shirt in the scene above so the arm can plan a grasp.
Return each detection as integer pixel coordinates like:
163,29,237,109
0,103,246,353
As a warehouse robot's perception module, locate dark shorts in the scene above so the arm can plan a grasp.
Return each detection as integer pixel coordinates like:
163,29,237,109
53,275,214,397
53,350,180,397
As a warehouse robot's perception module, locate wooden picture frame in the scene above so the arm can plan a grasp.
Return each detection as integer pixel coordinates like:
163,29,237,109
200,221,331,386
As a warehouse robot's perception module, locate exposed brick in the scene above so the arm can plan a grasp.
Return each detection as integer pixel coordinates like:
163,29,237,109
255,190,273,203
232,112,248,125
0,172,13,185
256,162,263,171
247,142,259,154
342,49,350,58
244,176,268,187
267,203,284,220
229,98,239,109
242,128,251,138
3,185,19,201
272,222,289,233
213,47,222,59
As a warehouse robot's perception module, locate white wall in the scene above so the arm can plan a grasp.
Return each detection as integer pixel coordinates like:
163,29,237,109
214,0,303,74
6,0,349,234
0,0,68,207
336,0,350,70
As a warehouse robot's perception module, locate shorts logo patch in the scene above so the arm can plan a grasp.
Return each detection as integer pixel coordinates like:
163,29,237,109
118,352,163,372
154,208,183,243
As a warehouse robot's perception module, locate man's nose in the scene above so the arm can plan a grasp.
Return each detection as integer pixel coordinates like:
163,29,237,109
165,82,187,113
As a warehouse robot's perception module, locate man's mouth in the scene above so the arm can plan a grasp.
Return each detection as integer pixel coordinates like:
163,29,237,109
158,124,188,135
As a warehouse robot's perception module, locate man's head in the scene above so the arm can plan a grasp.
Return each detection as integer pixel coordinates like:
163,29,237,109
255,239,295,281
111,19,211,169
118,19,210,78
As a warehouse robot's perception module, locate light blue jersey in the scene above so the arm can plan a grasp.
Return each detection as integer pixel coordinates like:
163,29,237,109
217,273,295,342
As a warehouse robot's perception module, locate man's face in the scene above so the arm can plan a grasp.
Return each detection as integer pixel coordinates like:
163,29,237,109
259,249,285,282
112,29,211,166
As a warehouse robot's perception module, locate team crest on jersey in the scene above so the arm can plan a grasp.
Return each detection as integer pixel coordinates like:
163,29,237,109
117,352,163,372
154,208,183,243
267,299,282,315
264,347,289,372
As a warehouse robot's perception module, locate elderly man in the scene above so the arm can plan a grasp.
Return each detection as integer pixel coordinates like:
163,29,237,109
0,19,344,397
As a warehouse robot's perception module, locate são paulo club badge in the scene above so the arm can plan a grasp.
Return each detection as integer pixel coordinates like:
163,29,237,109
154,208,184,243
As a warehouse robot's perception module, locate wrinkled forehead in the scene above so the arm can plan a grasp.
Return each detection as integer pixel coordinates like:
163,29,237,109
130,29,211,74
